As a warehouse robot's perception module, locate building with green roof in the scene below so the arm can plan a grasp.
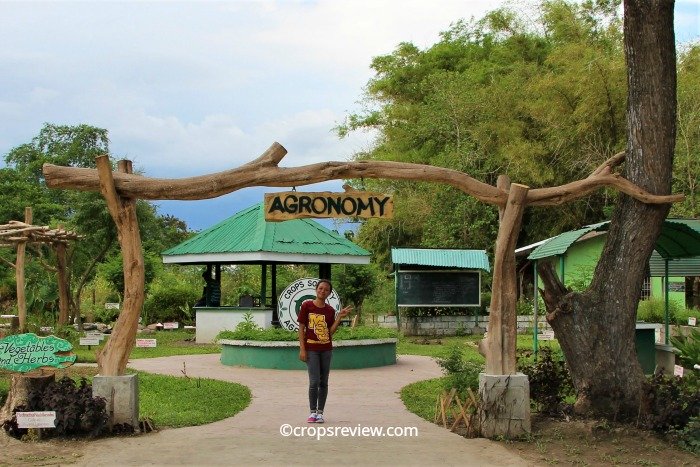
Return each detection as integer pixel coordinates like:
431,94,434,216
162,203,371,342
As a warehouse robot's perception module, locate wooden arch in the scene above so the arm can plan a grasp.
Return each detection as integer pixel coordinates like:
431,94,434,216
42,144,681,376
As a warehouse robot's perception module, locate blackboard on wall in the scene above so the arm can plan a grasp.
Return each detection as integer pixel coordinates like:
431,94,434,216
397,270,480,307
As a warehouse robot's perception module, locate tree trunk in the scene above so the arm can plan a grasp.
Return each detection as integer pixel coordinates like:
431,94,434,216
0,373,55,425
95,158,145,376
56,242,70,326
539,0,676,419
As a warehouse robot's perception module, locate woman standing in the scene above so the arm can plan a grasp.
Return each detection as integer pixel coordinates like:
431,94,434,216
297,279,352,423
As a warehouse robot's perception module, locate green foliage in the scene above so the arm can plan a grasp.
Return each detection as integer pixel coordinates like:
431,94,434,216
333,263,378,312
670,329,700,369
142,271,201,324
3,377,108,439
98,253,160,298
519,347,574,415
671,415,700,455
645,371,700,435
637,298,685,325
216,325,397,342
436,343,483,395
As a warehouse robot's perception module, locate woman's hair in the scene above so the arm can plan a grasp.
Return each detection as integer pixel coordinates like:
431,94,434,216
316,279,333,292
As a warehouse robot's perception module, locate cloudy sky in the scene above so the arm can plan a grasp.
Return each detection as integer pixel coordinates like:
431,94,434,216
1,1,698,231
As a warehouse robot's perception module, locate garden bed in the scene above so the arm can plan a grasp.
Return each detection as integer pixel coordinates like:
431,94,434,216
219,338,397,370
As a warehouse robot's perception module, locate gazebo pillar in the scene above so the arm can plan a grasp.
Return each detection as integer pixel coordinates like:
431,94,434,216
271,264,279,326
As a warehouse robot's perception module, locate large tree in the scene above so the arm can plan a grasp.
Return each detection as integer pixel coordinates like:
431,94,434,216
539,0,676,418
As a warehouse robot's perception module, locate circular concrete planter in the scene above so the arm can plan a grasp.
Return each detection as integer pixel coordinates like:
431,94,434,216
219,338,397,370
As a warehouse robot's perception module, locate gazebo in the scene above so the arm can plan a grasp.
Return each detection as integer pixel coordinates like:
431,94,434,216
161,203,370,342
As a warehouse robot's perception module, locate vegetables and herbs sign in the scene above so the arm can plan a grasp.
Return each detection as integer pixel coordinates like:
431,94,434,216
0,333,76,372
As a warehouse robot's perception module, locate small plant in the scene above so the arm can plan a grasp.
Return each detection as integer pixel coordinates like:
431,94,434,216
3,377,109,439
670,328,700,369
519,347,574,415
436,344,483,395
670,415,700,455
644,370,699,434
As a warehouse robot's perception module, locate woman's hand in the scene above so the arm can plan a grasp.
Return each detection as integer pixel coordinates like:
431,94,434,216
339,305,353,319
299,348,307,362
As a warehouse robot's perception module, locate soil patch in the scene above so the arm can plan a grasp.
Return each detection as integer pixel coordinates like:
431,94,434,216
500,415,698,466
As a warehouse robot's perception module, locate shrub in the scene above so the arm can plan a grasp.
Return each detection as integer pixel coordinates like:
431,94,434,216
216,325,397,342
644,371,700,434
519,347,574,415
637,297,684,324
671,415,700,455
3,377,109,439
670,328,700,370
143,280,200,324
436,344,483,395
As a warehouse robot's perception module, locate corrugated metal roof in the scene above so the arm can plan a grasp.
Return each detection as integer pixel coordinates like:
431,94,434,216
391,248,490,272
162,203,370,261
527,222,608,260
649,250,700,276
527,219,700,260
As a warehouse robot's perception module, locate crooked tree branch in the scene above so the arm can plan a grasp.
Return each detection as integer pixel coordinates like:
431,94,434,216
42,142,683,207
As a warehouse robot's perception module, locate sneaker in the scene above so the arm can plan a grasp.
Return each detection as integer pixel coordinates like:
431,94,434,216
314,413,324,424
307,413,318,423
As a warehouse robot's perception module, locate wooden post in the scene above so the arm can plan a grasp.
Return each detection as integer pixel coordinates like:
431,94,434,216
56,240,70,326
95,157,145,376
484,184,529,374
15,207,33,332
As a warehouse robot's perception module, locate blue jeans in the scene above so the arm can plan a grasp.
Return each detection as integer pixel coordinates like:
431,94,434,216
306,350,332,412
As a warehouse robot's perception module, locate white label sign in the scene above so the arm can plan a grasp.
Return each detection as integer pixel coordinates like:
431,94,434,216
85,331,105,340
277,278,341,332
16,411,56,429
163,322,179,330
40,326,54,333
673,365,685,377
79,338,100,346
105,302,120,310
135,339,157,348
538,330,556,341
689,317,697,326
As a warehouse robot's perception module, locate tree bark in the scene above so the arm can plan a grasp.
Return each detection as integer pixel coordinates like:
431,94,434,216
0,373,55,425
55,242,70,326
539,0,676,419
95,158,145,376
483,183,529,374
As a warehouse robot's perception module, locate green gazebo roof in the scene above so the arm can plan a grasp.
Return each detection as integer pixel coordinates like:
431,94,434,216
162,203,370,265
527,219,700,260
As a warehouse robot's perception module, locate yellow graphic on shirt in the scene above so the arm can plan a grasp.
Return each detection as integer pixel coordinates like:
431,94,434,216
308,312,330,343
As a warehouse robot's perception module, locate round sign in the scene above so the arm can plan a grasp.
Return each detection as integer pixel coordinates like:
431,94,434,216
278,278,341,331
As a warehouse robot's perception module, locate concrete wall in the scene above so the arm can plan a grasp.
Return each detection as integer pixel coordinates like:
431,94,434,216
195,307,273,343
377,315,552,337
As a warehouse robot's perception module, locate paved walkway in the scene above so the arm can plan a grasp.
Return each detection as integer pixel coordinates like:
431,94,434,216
75,354,531,466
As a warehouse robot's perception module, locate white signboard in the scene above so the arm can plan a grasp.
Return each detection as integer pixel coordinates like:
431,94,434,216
689,317,697,326
40,326,54,333
16,411,56,429
105,302,120,310
79,338,100,346
85,331,105,341
277,278,341,332
135,339,157,348
538,330,556,341
163,322,179,330
674,365,684,377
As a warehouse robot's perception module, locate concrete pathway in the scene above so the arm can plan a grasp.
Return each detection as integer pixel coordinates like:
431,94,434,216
77,354,532,466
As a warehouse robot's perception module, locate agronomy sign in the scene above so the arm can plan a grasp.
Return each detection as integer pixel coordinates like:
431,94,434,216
0,333,76,372
264,191,393,221
278,278,341,331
